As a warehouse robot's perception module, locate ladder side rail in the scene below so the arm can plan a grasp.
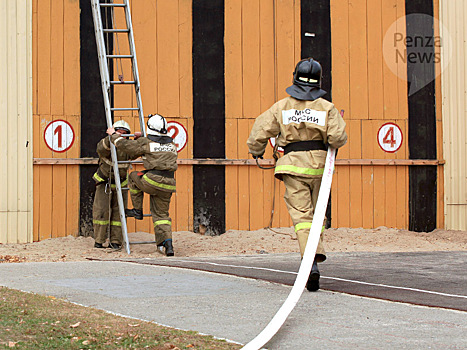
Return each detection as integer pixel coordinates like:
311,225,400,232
123,0,146,136
91,0,131,254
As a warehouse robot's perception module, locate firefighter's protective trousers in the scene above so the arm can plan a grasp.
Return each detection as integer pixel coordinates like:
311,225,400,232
93,184,128,246
128,171,173,245
282,174,326,262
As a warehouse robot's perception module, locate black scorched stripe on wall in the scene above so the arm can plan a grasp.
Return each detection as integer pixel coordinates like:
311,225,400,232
301,0,332,102
405,0,437,232
301,0,333,227
79,0,113,236
192,0,225,235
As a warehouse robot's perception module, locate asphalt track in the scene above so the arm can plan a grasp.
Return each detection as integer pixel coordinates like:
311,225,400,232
1,252,466,349
115,251,467,312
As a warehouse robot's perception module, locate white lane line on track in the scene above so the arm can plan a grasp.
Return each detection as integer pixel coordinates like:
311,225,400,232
174,259,467,300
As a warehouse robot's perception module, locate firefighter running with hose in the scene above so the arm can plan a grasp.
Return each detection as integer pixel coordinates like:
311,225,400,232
247,58,347,291
93,120,141,250
106,114,177,256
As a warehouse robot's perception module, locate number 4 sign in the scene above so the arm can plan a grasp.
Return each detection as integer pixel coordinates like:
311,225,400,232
377,122,403,153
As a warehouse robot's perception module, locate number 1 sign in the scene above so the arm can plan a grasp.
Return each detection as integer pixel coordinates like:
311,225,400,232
44,120,75,153
377,122,403,153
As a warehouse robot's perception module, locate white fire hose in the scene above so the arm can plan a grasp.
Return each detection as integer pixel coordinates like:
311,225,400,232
242,147,336,350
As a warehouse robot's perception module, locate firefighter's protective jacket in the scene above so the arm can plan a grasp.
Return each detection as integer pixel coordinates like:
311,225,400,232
247,96,347,180
93,136,132,187
110,134,178,192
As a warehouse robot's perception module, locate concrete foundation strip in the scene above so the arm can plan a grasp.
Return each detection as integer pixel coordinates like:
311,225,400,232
242,147,336,350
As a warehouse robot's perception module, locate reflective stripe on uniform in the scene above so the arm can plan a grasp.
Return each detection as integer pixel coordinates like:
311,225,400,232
93,219,109,225
154,220,171,227
114,136,124,147
110,177,128,188
295,222,325,233
110,221,122,227
295,222,312,232
143,174,176,191
275,165,324,176
94,173,128,188
93,172,106,183
130,188,141,194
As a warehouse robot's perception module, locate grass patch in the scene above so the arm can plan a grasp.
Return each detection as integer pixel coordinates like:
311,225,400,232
0,286,242,349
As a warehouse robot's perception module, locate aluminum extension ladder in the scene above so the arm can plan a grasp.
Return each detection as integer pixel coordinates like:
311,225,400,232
91,0,146,254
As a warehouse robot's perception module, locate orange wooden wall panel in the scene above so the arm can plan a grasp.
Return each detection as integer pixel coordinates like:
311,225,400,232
249,119,264,231
381,0,400,120
133,1,157,114
238,119,250,230
224,0,298,231
348,0,369,120
367,0,384,119
275,0,299,102
361,120,375,228
225,119,239,230
173,118,192,231
50,0,66,240
156,0,180,116
395,0,409,120
179,0,193,121
260,0,276,228
330,0,350,116
33,0,81,240
242,0,261,119
33,116,40,241
348,121,362,228
225,0,242,231
330,0,412,229
64,1,81,237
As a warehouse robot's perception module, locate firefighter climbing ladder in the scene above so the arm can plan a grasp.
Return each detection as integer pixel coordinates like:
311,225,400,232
91,0,146,254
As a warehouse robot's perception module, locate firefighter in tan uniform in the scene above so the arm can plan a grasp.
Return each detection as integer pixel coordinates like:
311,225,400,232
106,114,177,256
247,58,347,291
93,120,140,250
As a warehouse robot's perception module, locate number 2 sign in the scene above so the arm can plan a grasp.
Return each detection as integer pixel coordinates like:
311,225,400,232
44,120,75,153
377,122,403,153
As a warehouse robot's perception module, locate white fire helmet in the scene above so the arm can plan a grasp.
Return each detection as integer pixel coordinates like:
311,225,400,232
113,120,131,134
147,114,168,136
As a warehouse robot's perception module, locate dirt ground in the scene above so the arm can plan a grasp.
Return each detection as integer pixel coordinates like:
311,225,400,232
0,226,466,263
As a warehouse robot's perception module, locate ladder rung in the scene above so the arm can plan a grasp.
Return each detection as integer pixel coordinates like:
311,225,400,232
111,80,136,84
129,241,157,245
107,55,133,58
118,160,143,164
103,29,130,33
100,3,126,7
143,214,152,217
111,107,139,111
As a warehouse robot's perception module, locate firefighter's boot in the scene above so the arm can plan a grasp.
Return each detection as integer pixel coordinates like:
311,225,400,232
306,258,320,292
158,239,174,256
125,208,143,220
